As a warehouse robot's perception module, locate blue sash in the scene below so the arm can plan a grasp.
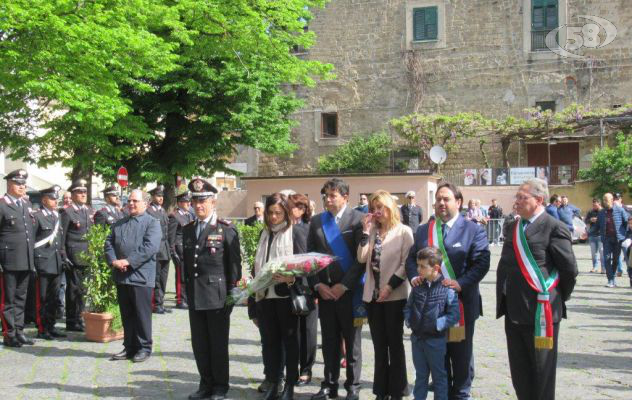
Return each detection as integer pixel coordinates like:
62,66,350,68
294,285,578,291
322,211,366,326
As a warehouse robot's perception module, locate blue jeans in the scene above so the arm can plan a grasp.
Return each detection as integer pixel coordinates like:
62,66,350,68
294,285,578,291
602,237,622,282
411,334,448,400
588,236,604,271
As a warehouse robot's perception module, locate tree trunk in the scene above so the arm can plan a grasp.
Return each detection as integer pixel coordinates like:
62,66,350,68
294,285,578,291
501,137,511,168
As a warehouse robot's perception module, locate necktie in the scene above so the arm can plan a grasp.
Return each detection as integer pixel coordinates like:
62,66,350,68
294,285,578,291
197,221,206,238
442,223,449,240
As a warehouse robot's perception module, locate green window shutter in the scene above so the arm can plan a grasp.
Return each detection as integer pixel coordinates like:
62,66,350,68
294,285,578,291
532,0,558,29
413,6,438,41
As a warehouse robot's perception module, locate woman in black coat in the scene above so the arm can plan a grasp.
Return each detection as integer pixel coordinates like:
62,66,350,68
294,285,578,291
252,193,307,400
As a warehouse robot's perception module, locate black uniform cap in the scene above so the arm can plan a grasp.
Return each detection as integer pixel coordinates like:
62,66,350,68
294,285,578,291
148,185,164,196
188,178,217,199
102,185,119,196
176,191,192,202
4,169,28,184
40,185,61,199
68,179,88,192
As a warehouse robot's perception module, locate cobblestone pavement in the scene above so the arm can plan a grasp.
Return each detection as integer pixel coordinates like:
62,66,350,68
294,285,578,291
1,244,631,399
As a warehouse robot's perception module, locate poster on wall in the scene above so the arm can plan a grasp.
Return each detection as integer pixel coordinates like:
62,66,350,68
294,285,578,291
464,169,477,186
536,167,549,183
558,165,572,184
509,167,535,185
494,168,509,185
478,168,492,186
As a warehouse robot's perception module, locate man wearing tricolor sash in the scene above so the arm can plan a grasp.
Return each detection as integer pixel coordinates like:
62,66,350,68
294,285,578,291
497,178,577,400
406,182,490,400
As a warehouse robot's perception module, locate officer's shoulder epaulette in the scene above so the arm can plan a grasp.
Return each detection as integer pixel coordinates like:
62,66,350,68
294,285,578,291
218,218,232,226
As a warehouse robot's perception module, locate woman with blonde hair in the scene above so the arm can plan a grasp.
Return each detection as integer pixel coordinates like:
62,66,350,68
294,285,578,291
358,190,414,400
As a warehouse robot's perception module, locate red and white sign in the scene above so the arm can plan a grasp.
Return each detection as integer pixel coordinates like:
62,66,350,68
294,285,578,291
117,167,129,188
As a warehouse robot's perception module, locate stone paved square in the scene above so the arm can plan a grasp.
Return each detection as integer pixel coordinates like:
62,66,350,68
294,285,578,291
1,244,631,399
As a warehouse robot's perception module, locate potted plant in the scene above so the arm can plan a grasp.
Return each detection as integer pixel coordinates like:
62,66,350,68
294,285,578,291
80,224,123,342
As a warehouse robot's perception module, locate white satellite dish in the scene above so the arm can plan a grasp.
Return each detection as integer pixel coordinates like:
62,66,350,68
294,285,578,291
429,145,447,164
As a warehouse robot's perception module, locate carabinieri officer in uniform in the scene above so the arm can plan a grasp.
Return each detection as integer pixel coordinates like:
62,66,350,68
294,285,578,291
0,169,35,347
33,185,67,340
183,178,241,400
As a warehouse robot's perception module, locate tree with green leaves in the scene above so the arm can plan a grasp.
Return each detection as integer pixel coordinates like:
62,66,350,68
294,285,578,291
317,132,392,174
390,112,489,171
578,133,632,197
1,0,333,205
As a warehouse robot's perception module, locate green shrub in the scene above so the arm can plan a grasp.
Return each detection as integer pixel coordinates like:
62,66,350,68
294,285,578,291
236,222,264,276
80,224,121,330
317,132,392,174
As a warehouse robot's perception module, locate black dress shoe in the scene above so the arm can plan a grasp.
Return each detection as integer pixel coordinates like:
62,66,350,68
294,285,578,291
280,384,294,400
155,307,165,314
262,383,279,400
176,303,189,309
311,388,338,400
16,333,35,345
132,351,151,363
110,349,133,361
3,336,23,348
49,328,67,338
37,332,54,340
258,380,273,393
188,389,213,400
345,390,359,400
66,325,84,332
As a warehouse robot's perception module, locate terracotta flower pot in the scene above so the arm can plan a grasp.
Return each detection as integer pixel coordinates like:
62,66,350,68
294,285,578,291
82,312,124,343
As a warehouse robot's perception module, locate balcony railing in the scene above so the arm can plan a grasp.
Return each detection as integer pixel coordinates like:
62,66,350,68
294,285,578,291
531,29,554,51
440,165,580,186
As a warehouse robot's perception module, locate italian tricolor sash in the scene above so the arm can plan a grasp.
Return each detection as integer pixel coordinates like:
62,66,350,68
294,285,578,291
513,220,559,350
428,219,466,342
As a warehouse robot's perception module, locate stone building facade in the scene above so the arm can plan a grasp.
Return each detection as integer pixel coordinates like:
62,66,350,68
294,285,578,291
255,0,632,179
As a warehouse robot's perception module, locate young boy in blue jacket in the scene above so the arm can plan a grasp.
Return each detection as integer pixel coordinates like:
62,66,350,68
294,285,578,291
404,247,461,400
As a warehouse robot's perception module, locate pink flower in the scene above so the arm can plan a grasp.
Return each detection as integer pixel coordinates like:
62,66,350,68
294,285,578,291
317,256,333,269
302,261,312,273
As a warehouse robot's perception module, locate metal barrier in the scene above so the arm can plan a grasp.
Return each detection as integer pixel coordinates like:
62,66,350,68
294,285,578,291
485,218,504,245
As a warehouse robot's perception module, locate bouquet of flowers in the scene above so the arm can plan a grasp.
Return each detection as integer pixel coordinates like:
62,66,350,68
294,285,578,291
228,252,336,305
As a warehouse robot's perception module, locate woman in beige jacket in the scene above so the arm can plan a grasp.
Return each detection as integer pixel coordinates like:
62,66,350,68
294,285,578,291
358,190,414,400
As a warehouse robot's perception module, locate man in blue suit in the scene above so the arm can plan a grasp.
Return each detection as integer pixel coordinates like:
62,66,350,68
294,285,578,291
598,192,629,288
406,182,490,400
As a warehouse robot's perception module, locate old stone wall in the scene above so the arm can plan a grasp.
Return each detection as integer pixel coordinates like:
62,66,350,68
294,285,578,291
260,0,632,176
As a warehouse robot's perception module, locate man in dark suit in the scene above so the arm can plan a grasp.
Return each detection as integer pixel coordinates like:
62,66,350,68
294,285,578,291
60,179,93,332
400,190,423,232
147,185,171,314
168,191,194,309
0,169,36,347
245,201,264,226
33,185,67,340
308,178,365,400
496,178,578,400
105,189,161,363
94,185,125,226
183,178,241,400
405,181,490,400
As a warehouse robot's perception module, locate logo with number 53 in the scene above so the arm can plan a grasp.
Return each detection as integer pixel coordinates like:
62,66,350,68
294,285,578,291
546,15,617,59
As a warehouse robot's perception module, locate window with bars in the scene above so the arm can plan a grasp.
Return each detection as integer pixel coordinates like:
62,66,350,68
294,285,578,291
535,101,556,112
413,7,438,41
531,0,558,51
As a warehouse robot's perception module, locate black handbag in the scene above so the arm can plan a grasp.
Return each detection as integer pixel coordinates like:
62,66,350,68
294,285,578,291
289,282,315,316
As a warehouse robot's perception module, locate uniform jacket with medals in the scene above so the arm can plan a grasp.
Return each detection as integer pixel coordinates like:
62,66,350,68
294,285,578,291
168,208,194,263
94,205,124,227
33,207,65,275
0,195,35,271
60,203,94,267
182,214,241,310
146,203,170,261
